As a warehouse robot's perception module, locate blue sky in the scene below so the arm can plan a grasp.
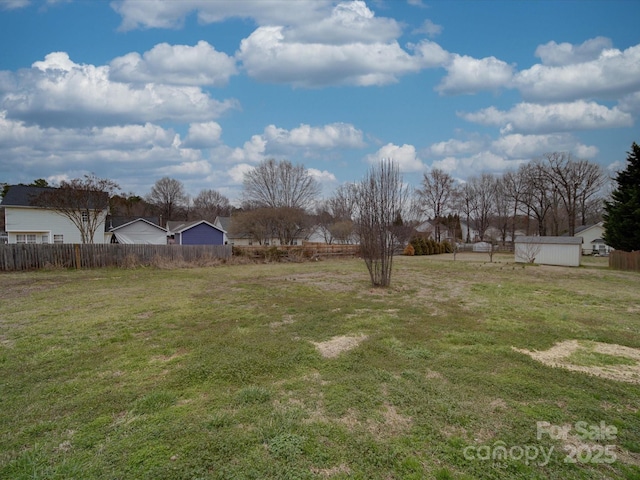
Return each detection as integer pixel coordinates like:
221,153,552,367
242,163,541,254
1,0,639,203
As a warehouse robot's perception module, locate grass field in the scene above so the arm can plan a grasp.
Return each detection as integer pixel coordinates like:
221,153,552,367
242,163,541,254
1,253,639,479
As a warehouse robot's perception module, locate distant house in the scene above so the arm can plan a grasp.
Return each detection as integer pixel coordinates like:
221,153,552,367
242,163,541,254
574,222,612,256
1,184,109,244
213,216,306,246
515,236,583,267
167,220,225,245
109,217,167,244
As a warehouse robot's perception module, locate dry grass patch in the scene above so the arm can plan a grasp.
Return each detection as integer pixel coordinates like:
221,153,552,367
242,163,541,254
513,340,640,383
312,334,368,359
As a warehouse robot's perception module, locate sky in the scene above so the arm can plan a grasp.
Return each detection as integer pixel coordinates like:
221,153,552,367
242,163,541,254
0,0,639,204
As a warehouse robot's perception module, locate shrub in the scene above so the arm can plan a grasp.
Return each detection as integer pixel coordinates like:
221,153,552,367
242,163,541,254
403,244,415,256
442,240,453,253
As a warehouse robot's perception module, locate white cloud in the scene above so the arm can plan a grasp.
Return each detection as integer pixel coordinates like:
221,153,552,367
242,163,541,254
437,54,514,95
428,138,484,157
184,122,223,148
285,1,401,45
109,41,237,86
238,26,436,87
111,0,332,31
535,36,613,66
227,163,255,184
263,123,365,149
1,52,238,127
0,0,30,10
431,151,520,177
413,19,443,38
491,133,598,159
307,168,337,183
366,143,424,172
461,101,633,134
514,43,640,102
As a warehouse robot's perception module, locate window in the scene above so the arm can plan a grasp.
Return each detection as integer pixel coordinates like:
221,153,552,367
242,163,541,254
53,234,64,244
26,234,37,244
16,234,25,244
42,235,49,244
82,211,89,223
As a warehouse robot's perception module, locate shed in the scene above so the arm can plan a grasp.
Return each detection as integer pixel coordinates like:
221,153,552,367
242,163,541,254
109,218,167,244
514,236,583,267
167,220,225,245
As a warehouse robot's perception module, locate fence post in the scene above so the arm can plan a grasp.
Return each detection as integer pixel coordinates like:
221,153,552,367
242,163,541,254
74,244,81,269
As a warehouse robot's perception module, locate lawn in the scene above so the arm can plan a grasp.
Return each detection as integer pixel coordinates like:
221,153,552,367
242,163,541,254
1,253,639,479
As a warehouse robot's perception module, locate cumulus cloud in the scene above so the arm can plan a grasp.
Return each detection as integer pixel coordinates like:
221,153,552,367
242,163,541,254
413,19,443,38
183,122,223,148
437,54,514,95
491,133,598,159
514,43,640,102
461,100,633,134
110,41,237,86
366,143,424,172
0,52,238,127
428,138,484,157
263,123,365,149
535,36,613,66
111,0,332,31
284,1,401,45
307,168,337,183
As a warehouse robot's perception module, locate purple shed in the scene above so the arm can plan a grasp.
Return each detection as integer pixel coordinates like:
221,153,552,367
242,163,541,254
167,220,225,245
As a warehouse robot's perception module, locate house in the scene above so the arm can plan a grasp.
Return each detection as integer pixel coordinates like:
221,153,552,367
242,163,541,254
109,217,167,244
1,184,109,244
574,222,612,255
514,236,583,267
167,220,225,245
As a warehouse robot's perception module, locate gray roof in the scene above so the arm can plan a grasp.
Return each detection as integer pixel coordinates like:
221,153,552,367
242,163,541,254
1,185,54,206
515,235,583,245
109,217,166,232
167,219,225,234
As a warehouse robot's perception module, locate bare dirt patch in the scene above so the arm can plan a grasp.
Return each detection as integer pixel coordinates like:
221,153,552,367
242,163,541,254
312,334,368,359
513,340,640,383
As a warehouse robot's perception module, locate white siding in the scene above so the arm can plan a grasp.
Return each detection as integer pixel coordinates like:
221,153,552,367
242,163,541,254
5,207,108,244
112,220,167,244
515,242,581,267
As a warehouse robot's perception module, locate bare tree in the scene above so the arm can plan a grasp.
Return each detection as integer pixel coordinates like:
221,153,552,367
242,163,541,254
34,174,119,243
501,169,528,243
417,168,457,242
468,174,496,241
146,177,187,226
354,159,410,287
519,161,553,236
193,189,231,223
243,159,320,209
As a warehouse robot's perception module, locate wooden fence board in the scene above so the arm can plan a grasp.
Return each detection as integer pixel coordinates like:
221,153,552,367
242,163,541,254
0,244,232,272
609,250,640,272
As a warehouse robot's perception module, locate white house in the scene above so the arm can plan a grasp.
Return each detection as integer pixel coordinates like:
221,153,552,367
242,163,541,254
1,185,109,244
514,236,583,267
574,222,612,255
109,218,167,244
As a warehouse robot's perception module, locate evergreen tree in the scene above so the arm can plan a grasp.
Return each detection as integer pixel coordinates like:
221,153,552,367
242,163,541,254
603,142,640,251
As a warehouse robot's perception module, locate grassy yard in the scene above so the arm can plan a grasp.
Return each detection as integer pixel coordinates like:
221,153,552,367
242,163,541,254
1,253,639,479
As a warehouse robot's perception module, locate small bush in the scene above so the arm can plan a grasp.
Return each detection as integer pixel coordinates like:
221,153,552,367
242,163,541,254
403,244,415,256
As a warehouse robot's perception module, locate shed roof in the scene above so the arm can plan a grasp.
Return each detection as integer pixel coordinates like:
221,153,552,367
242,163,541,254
109,217,166,232
167,219,225,234
515,236,582,245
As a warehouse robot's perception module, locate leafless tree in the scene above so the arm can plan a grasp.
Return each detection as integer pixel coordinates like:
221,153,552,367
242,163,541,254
35,174,119,243
242,158,321,209
193,189,231,223
468,173,496,241
501,169,528,242
146,177,187,226
416,168,457,242
519,161,553,236
542,152,604,235
314,184,358,244
354,159,410,287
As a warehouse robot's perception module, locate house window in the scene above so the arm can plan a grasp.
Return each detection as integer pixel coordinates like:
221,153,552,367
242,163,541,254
26,234,37,244
16,234,25,244
82,211,89,223
53,234,64,244
42,235,49,244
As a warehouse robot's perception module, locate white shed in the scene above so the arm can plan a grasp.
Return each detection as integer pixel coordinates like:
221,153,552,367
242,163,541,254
109,218,167,244
514,236,583,267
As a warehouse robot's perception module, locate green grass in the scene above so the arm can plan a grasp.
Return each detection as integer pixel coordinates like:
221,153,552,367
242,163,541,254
1,254,639,479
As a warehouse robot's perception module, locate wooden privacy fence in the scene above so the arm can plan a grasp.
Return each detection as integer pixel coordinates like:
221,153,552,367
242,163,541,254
0,243,232,271
234,242,360,259
609,250,640,272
